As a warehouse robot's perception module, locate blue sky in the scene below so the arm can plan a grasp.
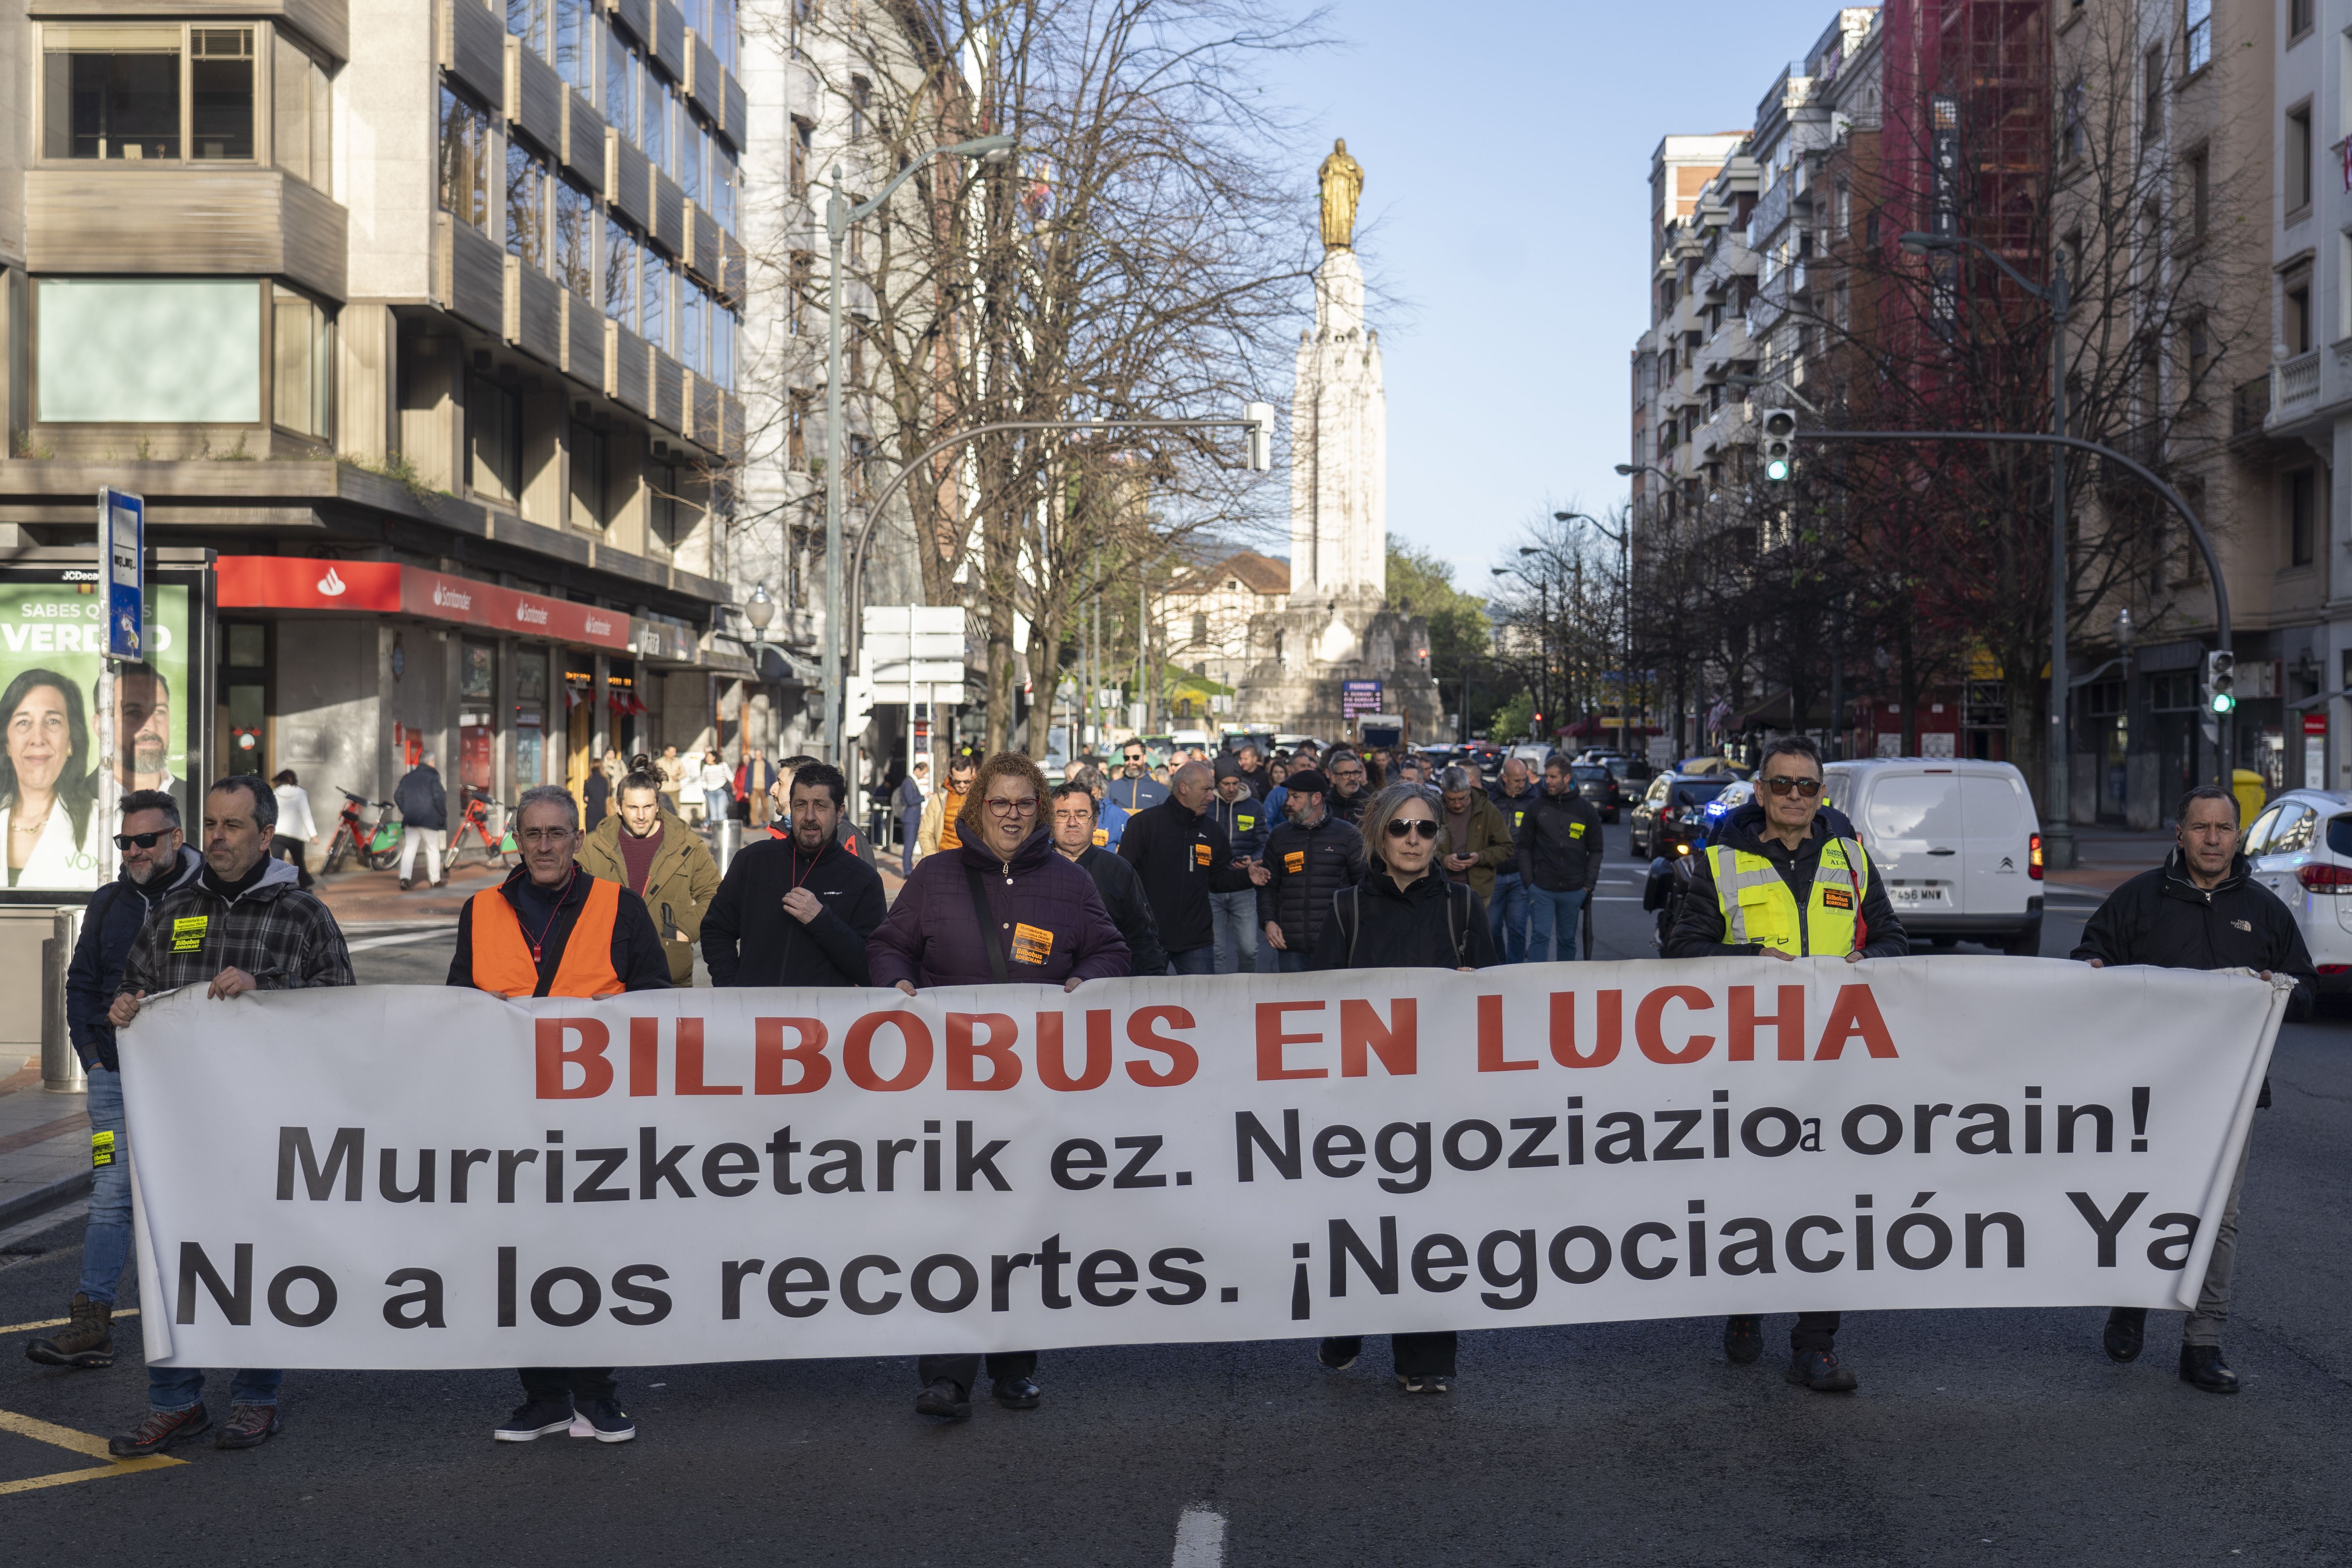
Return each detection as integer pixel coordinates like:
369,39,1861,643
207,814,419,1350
1251,0,1846,590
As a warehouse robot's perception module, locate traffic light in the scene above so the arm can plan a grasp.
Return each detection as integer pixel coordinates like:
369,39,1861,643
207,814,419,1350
1243,402,1274,472
843,674,877,734
2202,650,2236,715
1758,408,1798,483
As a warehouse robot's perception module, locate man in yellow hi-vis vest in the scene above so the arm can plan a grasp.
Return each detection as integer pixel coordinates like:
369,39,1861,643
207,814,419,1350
1666,734,1908,1394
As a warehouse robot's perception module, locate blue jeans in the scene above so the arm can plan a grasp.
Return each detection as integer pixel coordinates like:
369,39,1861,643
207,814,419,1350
1488,872,1530,964
78,1066,131,1305
1210,890,1258,975
1167,944,1216,976
1269,948,1314,973
151,1365,284,1413
704,788,730,823
1528,887,1587,962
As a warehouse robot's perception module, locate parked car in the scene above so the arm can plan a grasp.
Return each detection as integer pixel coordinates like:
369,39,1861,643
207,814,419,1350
1570,763,1626,822
1629,771,1736,859
1820,758,2044,955
2239,789,2352,990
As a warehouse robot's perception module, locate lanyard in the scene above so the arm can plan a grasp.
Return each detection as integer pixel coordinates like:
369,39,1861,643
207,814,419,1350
522,868,576,963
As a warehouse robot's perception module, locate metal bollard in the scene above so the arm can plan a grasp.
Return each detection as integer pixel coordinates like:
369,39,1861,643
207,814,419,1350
41,908,86,1094
712,818,744,877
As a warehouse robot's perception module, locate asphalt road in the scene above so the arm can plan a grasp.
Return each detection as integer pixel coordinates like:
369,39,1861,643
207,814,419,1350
4,824,2346,1564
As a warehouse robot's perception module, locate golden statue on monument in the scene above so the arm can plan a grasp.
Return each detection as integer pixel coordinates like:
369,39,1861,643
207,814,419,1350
1318,137,1362,251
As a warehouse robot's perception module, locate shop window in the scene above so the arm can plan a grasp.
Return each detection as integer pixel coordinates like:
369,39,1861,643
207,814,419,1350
271,285,333,440
515,649,550,786
42,24,182,161
556,179,595,298
438,87,494,233
37,277,260,423
508,142,552,272
570,422,608,527
272,32,330,190
221,621,267,777
604,216,639,330
468,375,523,504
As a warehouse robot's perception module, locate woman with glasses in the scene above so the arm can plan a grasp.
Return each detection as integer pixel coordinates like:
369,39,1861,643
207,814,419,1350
1309,779,1497,1395
867,751,1131,1425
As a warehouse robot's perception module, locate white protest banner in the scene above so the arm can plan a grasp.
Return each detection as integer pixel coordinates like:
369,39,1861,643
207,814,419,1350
122,957,2288,1370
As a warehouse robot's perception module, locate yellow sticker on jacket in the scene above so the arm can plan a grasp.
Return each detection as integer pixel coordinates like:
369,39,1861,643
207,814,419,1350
91,1130,115,1169
1193,843,1212,867
1093,827,1109,846
1284,850,1305,873
1238,814,1257,832
1011,922,1054,966
1569,822,1587,839
1822,887,1854,911
170,915,208,952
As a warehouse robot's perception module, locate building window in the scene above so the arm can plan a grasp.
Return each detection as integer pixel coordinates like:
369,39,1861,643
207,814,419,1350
680,116,705,204
604,38,636,143
468,375,523,504
849,433,872,498
2184,0,2211,72
648,461,680,550
851,75,870,140
603,216,638,330
272,32,329,190
2185,315,2209,388
2290,470,2318,566
848,321,864,382
641,66,668,170
556,178,594,297
787,391,808,470
712,143,737,233
41,23,254,163
36,277,260,423
679,282,706,374
570,422,607,527
712,307,736,389
507,141,551,271
1832,179,1850,237
554,0,595,92
506,0,550,61
790,117,811,199
2142,47,2162,144
271,284,332,439
642,248,671,353
787,251,812,335
439,87,493,232
188,28,254,160
2287,273,2314,353
2183,146,2208,239
2287,103,2314,214
2061,78,2085,163
2291,0,2314,39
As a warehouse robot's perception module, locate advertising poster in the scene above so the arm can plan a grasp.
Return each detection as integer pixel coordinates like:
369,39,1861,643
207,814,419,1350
0,571,193,896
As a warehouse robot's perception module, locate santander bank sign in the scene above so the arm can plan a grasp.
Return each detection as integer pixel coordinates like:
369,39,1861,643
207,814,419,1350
215,557,633,652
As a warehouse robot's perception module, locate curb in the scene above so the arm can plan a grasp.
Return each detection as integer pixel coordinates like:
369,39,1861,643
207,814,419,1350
0,1171,93,1232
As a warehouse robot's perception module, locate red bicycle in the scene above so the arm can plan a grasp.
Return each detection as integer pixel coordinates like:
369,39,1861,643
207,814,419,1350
443,795,518,871
322,789,402,873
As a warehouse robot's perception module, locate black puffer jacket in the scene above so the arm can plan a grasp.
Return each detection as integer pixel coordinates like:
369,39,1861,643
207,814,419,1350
1666,802,1907,959
2072,849,2316,1022
68,846,202,1072
1117,797,1253,953
1311,868,1497,970
1518,788,1605,894
1078,844,1168,978
1257,814,1366,953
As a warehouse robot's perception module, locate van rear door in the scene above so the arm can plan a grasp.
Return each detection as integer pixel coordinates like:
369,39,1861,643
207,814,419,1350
1958,768,2035,919
1860,769,1966,916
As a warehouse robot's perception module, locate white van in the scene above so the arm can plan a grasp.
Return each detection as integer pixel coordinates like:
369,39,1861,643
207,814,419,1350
1821,758,2044,955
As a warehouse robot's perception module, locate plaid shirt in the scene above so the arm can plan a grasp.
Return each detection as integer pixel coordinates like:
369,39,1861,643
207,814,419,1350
120,857,354,998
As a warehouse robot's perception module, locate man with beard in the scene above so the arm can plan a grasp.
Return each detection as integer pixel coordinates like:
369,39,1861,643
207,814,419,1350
702,761,885,986
110,663,184,817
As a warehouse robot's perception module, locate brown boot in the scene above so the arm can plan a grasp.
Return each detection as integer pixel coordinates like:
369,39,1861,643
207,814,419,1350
26,1294,113,1369
109,1405,211,1457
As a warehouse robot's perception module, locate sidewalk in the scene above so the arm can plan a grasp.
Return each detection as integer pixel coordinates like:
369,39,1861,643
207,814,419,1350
0,1062,91,1234
313,860,504,928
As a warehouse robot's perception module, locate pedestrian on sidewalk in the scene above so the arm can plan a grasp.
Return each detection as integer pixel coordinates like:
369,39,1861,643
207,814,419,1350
575,757,719,987
698,749,733,827
25,790,201,1375
1254,769,1363,974
583,763,611,832
393,753,447,890
1050,779,1166,977
897,760,929,874
1119,761,1253,975
451,786,669,1445
738,747,777,827
703,762,883,987
1312,781,1495,1395
1666,734,1906,1393
868,752,1129,1422
1206,757,1272,973
2072,783,2316,1395
269,769,318,890
102,777,354,1455
917,752,976,856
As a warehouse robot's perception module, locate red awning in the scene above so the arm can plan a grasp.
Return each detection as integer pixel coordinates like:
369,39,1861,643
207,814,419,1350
216,556,631,651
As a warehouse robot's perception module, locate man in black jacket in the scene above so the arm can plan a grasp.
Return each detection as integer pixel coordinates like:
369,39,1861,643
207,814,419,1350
703,762,885,987
1325,751,1371,826
394,754,449,890
1208,756,1274,973
1050,781,1167,976
1486,757,1540,963
2072,783,2316,1395
26,791,201,1374
1518,755,1606,962
1255,770,1364,973
1118,761,1253,974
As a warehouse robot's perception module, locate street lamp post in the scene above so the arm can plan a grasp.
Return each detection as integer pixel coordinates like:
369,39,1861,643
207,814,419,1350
1900,230,2075,870
822,133,1015,765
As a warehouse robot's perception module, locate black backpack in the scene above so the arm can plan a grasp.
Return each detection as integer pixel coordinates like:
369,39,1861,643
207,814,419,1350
1331,879,1473,967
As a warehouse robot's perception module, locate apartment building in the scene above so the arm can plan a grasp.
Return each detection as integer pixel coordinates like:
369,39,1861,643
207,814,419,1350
0,0,764,823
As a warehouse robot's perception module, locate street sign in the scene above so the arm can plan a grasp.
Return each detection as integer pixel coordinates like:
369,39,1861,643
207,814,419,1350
98,487,144,661
1341,680,1383,719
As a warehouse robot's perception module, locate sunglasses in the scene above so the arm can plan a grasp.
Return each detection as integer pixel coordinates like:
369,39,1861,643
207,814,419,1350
1764,776,1823,798
1384,817,1441,841
113,829,173,850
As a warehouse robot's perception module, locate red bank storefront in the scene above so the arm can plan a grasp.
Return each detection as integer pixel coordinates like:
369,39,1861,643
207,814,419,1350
216,556,645,811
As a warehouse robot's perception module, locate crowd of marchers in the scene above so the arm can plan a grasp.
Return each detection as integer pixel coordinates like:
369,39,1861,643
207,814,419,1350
19,733,2314,1456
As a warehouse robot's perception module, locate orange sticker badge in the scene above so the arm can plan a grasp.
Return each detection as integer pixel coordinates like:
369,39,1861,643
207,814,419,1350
1011,922,1055,965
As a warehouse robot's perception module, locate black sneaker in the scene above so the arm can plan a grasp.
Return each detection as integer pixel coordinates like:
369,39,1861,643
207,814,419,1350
1395,1375,1453,1395
569,1397,635,1442
2104,1307,2148,1364
494,1398,576,1441
1786,1348,1858,1393
914,1377,971,1420
992,1375,1041,1411
1317,1337,1361,1371
2179,1344,2240,1395
26,1294,113,1369
109,1405,211,1457
1723,1315,1764,1365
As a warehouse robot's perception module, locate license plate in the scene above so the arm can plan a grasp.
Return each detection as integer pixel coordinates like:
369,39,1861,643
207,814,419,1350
1888,886,1951,907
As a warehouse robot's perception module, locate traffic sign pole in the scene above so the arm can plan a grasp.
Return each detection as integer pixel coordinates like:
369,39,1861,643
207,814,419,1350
95,488,145,886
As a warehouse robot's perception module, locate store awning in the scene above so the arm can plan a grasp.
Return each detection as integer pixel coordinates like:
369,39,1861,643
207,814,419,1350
217,556,630,651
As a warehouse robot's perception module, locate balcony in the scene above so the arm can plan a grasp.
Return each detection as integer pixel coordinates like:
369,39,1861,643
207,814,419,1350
2272,350,2320,415
27,168,348,302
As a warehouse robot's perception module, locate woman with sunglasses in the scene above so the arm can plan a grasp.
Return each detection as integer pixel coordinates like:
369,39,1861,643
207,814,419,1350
1310,780,1497,1395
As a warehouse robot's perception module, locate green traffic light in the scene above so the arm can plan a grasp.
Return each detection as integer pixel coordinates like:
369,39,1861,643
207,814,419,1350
1764,457,1790,482
2210,693,2235,714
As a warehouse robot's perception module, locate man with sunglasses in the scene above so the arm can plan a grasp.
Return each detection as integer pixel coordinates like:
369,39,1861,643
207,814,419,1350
26,791,203,1376
1666,734,1907,1393
1105,741,1170,814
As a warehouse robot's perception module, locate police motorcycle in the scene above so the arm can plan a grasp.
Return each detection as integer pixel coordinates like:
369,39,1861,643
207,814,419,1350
1643,779,1754,949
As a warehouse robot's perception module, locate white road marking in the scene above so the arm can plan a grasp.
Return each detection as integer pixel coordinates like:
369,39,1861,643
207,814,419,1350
1172,1504,1227,1567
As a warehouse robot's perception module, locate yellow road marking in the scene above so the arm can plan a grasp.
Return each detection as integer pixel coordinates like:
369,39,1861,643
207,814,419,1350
0,1405,187,1494
0,1309,140,1336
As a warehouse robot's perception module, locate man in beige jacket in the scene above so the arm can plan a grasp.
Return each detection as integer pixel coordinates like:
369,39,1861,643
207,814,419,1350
577,763,720,985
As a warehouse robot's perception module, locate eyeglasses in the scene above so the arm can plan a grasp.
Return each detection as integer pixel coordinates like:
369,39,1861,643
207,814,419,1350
519,826,577,845
1764,776,1823,798
985,796,1039,816
1384,817,1441,841
113,830,173,850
